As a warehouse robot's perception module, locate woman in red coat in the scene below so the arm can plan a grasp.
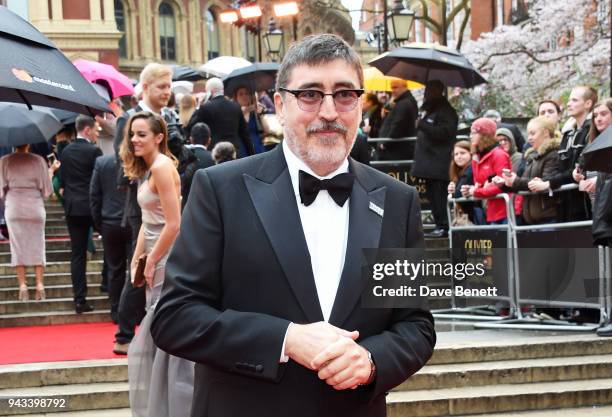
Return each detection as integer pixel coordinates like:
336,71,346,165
461,118,512,224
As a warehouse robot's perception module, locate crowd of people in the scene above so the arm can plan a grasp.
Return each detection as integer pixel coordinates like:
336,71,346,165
358,82,612,237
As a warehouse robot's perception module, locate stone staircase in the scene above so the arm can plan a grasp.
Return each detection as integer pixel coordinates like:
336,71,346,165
0,200,110,327
0,200,454,328
1,332,612,416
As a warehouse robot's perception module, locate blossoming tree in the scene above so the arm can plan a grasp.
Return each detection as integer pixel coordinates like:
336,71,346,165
461,0,610,117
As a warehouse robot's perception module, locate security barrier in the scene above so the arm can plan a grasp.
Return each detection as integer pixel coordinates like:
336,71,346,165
367,136,469,212
439,184,610,332
434,193,517,321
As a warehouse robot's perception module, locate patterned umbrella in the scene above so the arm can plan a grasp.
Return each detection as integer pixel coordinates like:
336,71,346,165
0,6,109,115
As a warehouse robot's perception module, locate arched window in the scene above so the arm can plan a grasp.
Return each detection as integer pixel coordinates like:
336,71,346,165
244,27,258,62
206,9,220,60
114,0,127,59
159,2,176,61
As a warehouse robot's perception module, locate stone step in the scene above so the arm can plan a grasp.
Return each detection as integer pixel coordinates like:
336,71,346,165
430,332,612,365
459,405,612,416
0,261,103,276
0,272,102,288
0,239,103,252
44,227,69,235
0,284,107,302
0,382,129,415
397,353,612,391
3,375,612,416
17,410,131,417
0,360,127,390
0,309,111,327
0,295,110,315
0,250,104,264
386,378,612,417
425,237,450,249
5,352,610,395
44,217,66,225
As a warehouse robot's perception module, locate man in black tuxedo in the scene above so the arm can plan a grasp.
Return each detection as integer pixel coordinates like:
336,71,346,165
184,78,254,157
151,34,435,417
60,115,103,313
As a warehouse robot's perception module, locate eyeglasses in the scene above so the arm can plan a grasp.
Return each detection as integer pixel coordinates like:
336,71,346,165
279,87,364,112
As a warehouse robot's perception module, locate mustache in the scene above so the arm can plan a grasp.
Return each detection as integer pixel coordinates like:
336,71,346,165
306,122,348,135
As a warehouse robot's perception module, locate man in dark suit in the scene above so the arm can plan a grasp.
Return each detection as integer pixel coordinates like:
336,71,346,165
185,77,254,157
182,122,215,207
151,34,435,417
60,115,102,313
412,80,459,238
377,79,418,160
90,155,131,330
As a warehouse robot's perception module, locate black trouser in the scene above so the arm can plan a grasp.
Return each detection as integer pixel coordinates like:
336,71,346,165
66,215,93,305
101,223,131,319
425,178,449,230
115,215,146,344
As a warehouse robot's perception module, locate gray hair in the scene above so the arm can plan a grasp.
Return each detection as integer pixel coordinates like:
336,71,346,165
275,34,363,92
212,141,236,164
206,78,224,96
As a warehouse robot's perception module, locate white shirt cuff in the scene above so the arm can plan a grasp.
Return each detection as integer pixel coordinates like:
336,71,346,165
279,322,293,363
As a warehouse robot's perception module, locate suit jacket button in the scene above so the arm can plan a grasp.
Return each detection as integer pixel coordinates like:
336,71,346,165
255,365,264,373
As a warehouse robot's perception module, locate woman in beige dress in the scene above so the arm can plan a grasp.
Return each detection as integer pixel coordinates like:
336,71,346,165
0,144,54,301
120,111,193,417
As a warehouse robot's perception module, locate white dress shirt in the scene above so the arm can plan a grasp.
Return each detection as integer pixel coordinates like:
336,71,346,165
282,140,350,321
278,141,352,361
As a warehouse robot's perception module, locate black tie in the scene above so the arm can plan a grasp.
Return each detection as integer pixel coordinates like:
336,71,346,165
298,170,354,207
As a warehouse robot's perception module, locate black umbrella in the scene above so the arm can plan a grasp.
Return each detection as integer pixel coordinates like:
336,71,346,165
582,125,612,173
223,62,279,97
368,43,487,88
0,102,63,147
50,82,112,125
171,65,204,82
0,6,109,115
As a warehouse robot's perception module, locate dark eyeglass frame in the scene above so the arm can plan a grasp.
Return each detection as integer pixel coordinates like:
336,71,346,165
278,87,365,112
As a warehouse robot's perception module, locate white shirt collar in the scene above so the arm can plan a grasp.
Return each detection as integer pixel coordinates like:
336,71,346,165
282,140,349,197
138,100,158,115
76,136,91,143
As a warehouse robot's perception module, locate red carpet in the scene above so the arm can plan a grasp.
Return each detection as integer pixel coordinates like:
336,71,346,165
0,322,124,365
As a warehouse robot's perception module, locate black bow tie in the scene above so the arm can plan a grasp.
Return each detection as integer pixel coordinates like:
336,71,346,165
299,170,354,207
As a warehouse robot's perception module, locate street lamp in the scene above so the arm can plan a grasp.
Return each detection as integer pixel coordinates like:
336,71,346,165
219,9,239,23
273,1,299,41
264,17,284,59
386,0,415,45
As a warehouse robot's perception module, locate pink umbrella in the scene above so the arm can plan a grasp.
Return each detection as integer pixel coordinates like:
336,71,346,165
73,59,134,99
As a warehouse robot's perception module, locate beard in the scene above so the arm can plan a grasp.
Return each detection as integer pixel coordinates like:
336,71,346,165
285,121,356,171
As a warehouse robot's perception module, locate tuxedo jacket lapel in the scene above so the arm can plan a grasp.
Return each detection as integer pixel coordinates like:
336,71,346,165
329,160,385,327
243,147,324,323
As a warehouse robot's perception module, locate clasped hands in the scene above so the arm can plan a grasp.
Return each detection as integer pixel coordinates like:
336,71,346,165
284,321,372,391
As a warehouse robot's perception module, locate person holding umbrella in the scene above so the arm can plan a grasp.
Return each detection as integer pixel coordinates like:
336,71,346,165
233,86,266,155
0,103,63,301
0,144,55,301
412,80,458,237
